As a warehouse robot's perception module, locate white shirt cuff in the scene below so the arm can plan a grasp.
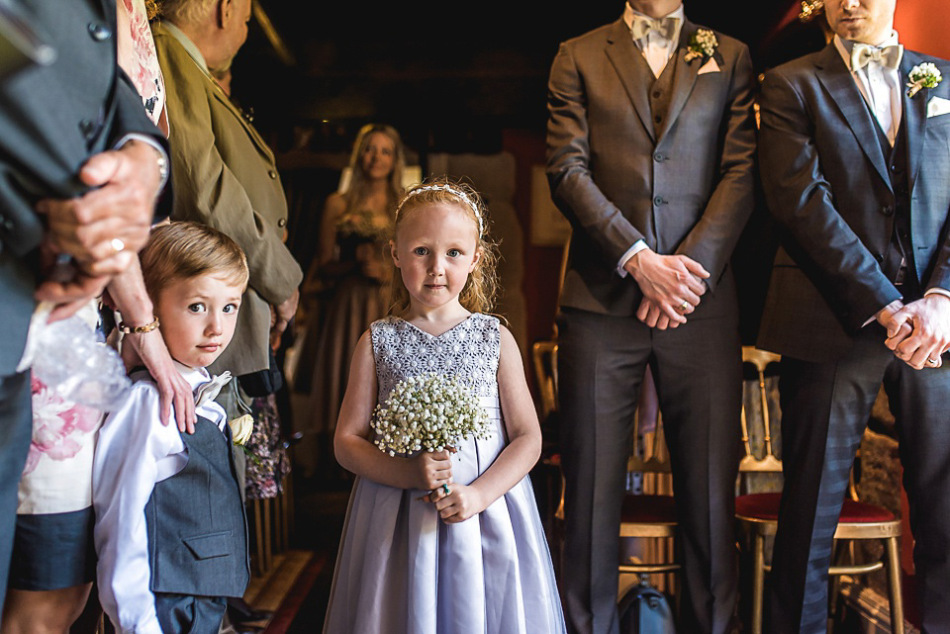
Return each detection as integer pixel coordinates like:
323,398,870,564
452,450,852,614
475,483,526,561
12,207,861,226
617,241,649,278
925,288,950,300
115,134,169,194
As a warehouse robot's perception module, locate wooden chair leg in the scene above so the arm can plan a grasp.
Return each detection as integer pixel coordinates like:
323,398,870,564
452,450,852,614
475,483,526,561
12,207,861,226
263,497,273,572
253,498,265,576
885,536,904,634
752,532,765,634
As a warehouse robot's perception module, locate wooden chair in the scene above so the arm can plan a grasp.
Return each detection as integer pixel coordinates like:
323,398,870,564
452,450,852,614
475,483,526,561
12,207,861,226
734,347,904,634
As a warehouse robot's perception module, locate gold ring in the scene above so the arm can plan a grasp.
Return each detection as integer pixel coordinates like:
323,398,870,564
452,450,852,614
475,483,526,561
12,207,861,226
679,301,689,312
110,237,125,253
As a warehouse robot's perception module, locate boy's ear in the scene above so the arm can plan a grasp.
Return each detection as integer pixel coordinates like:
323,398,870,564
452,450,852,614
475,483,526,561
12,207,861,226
216,0,230,29
389,240,400,267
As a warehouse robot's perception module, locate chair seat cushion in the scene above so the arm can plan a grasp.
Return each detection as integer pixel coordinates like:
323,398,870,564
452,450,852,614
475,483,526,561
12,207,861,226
735,492,895,523
621,494,677,524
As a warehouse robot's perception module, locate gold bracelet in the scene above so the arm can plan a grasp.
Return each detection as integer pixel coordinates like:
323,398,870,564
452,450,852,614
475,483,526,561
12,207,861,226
118,317,160,335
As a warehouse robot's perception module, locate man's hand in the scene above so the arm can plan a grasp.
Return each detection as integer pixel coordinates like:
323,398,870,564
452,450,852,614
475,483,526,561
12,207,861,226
625,249,709,326
270,287,299,351
35,139,161,277
884,295,950,370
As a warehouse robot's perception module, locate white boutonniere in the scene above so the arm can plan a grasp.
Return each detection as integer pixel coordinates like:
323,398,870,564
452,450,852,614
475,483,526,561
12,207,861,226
907,62,943,98
685,29,718,63
228,414,254,446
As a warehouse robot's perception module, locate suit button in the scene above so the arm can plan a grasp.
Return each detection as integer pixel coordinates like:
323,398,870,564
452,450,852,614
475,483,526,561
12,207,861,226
277,218,287,228
875,253,885,262
653,90,662,98
653,152,665,162
881,205,894,216
0,215,13,233
79,119,95,138
268,170,277,179
654,114,663,123
88,23,112,41
653,196,666,206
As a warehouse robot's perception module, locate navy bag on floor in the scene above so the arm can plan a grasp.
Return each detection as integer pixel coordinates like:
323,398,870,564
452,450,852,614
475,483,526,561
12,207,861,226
617,576,676,634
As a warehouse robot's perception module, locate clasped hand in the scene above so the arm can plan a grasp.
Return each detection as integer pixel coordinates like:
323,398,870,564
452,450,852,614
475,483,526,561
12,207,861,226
413,449,483,523
877,296,950,369
625,249,710,329
34,140,161,321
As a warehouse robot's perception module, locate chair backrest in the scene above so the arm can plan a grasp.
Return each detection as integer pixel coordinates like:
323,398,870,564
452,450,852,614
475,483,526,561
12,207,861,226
532,340,559,421
739,346,783,473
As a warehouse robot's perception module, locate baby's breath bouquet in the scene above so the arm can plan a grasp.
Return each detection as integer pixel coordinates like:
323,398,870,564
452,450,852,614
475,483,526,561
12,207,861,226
372,372,492,456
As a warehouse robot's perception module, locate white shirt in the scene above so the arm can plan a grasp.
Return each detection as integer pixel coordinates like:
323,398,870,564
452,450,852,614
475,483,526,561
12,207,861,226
93,363,230,634
617,5,686,277
833,32,903,146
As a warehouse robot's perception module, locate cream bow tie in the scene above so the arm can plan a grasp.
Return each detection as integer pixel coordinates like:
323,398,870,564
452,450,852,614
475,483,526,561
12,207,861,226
631,15,678,42
194,371,232,408
851,43,903,71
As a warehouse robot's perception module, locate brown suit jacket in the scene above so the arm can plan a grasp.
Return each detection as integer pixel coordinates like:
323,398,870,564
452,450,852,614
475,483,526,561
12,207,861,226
757,44,950,362
153,21,302,376
546,18,756,316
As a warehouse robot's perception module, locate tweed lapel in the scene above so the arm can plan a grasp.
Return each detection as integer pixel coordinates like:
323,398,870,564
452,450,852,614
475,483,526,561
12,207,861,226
604,19,656,143
656,18,701,142
815,43,893,192
900,49,928,193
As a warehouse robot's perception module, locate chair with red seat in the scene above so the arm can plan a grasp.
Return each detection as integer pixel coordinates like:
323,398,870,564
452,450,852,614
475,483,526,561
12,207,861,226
734,347,904,634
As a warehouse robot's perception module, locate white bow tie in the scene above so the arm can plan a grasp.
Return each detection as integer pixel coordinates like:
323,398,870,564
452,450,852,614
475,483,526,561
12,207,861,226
194,371,232,408
851,43,903,71
631,15,678,42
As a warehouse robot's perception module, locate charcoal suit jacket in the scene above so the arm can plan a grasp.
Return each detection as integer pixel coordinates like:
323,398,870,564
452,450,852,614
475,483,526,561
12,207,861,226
757,44,950,362
546,18,756,317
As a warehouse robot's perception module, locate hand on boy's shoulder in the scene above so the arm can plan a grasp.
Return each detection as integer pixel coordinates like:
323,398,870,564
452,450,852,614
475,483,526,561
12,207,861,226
100,376,182,446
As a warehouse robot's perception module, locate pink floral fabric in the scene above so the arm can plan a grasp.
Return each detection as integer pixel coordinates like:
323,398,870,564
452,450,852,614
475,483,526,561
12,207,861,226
25,375,102,476
117,0,165,125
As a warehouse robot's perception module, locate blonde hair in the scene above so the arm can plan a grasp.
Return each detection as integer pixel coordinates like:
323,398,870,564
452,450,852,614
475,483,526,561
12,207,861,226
140,221,249,302
389,178,499,316
342,123,406,214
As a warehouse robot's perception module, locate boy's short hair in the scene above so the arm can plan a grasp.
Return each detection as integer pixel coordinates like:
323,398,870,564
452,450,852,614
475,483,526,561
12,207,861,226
140,221,249,301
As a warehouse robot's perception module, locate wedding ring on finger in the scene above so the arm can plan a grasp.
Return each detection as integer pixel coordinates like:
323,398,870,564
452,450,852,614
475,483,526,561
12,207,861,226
927,357,939,366
110,237,125,253
678,301,689,313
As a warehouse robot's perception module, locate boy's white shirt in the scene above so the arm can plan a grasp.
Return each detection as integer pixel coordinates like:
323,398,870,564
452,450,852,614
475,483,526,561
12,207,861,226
93,362,229,634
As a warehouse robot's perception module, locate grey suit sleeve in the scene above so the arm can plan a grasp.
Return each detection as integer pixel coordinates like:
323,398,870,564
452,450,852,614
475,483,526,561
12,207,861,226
546,41,646,266
758,68,899,330
675,45,756,292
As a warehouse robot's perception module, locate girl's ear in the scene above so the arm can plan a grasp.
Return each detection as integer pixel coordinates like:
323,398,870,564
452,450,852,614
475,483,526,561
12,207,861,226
390,240,400,268
468,246,482,273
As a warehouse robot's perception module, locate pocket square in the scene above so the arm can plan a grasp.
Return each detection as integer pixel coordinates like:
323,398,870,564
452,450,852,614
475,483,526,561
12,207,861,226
927,96,950,118
697,58,720,75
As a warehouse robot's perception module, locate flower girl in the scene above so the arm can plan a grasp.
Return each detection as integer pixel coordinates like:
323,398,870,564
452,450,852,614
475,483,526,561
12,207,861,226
323,179,565,633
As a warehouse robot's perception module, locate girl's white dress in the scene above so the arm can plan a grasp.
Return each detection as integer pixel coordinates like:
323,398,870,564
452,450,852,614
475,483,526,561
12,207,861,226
323,313,565,633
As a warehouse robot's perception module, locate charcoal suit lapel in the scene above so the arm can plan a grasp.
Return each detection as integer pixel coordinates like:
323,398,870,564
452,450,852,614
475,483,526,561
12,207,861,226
604,19,656,144
816,44,893,192
656,19,700,142
900,50,928,193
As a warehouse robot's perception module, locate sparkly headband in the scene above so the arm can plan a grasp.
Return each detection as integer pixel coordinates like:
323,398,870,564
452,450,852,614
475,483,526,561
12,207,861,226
395,184,484,236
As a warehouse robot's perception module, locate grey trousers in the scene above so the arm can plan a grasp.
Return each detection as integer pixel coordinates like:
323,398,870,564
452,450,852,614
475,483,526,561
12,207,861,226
155,593,228,634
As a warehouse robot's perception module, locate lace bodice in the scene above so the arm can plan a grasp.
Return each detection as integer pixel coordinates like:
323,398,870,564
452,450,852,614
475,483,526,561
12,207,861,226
370,314,500,404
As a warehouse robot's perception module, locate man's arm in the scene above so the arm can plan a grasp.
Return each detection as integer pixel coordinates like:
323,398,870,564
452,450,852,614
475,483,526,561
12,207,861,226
758,68,900,331
546,41,647,263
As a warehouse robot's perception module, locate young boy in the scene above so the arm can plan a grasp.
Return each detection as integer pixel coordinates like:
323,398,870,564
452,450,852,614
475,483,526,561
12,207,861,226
93,221,251,634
